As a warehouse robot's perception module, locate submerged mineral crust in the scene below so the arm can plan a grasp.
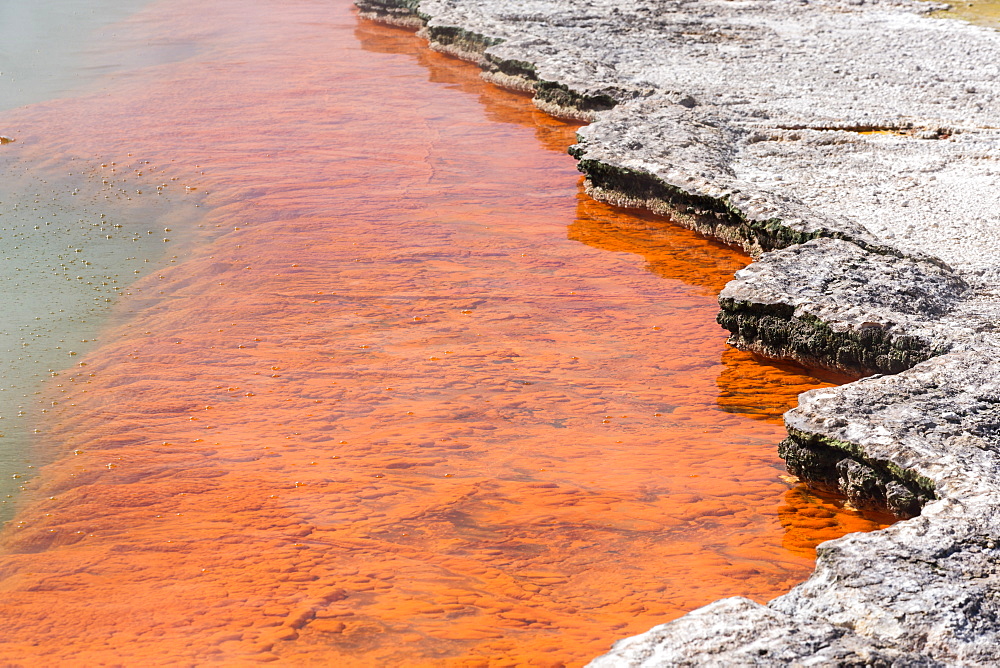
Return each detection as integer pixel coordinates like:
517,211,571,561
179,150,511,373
357,0,1000,664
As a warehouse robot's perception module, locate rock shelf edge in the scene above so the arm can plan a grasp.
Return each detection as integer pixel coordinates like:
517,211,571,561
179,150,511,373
356,0,1000,664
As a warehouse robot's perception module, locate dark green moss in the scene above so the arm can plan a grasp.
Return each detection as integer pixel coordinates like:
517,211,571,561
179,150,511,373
576,160,834,253
426,25,503,56
780,431,936,518
717,301,947,376
356,0,427,23
536,81,617,115
485,55,539,84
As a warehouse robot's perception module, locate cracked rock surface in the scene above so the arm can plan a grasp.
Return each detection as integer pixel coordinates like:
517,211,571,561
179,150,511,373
357,0,1000,663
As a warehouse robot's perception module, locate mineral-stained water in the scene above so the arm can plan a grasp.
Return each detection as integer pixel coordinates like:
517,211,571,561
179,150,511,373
0,0,888,664
0,0,197,511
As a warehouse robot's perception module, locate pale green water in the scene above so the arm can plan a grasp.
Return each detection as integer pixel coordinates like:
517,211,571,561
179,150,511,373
0,0,202,518
0,161,206,517
0,0,204,112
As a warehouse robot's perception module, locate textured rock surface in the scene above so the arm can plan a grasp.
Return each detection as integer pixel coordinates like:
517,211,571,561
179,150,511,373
718,238,973,376
355,0,1000,664
588,597,943,667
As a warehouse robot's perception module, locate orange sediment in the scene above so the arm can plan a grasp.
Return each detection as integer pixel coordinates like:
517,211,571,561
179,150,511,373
0,1,889,665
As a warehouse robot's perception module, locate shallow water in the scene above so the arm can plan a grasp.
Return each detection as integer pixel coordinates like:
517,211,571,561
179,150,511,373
0,1,887,664
933,0,1000,29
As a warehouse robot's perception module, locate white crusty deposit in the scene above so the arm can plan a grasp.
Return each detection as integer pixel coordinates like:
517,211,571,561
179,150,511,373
358,0,1000,664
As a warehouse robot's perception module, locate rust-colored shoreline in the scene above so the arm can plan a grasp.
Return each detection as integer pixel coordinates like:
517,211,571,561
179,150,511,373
0,3,886,665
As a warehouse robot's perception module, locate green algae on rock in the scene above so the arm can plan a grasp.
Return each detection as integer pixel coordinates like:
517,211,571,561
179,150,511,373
717,238,969,377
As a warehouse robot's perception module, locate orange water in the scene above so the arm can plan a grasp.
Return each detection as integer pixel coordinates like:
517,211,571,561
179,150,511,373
0,1,888,665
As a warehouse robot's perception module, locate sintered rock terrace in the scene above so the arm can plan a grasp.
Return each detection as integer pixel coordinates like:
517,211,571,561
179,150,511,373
359,0,1000,664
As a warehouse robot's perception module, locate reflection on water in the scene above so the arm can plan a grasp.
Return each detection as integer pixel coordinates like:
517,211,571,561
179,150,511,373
716,347,855,423
568,197,747,296
0,0,887,664
780,484,893,558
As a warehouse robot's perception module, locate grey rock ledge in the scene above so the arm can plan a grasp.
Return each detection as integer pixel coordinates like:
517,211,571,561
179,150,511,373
357,0,1000,664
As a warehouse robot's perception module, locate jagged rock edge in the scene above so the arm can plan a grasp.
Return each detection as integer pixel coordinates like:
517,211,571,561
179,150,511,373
357,1,952,264
356,0,950,501
779,428,936,518
357,0,616,120
717,299,950,378
352,0,981,663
